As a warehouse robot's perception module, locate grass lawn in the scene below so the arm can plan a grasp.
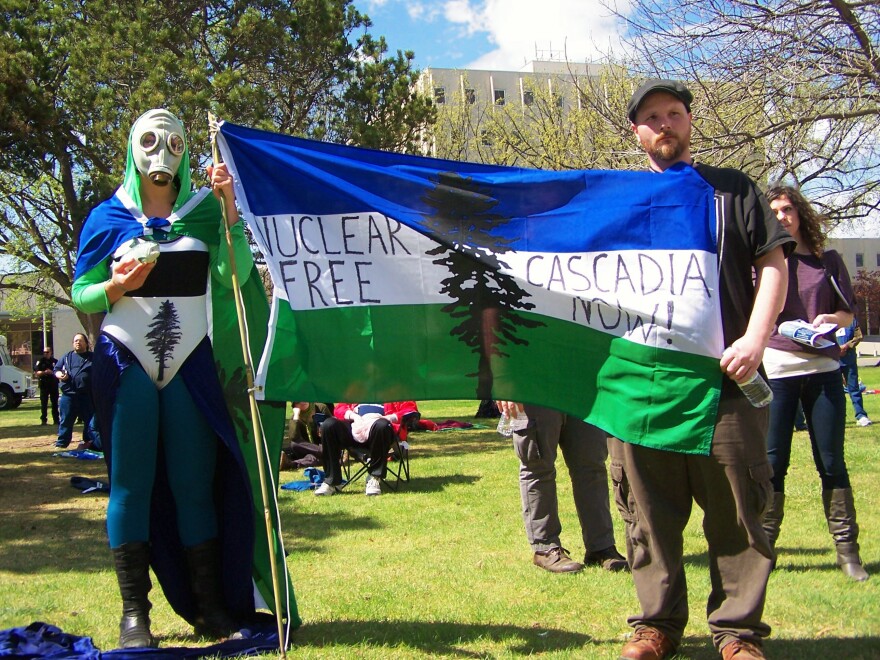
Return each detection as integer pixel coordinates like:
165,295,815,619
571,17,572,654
1,375,878,658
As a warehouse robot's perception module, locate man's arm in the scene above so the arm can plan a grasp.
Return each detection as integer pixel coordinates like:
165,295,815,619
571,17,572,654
495,401,524,417
720,245,788,382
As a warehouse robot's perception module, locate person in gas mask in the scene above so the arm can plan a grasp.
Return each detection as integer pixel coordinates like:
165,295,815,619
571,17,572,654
72,109,297,648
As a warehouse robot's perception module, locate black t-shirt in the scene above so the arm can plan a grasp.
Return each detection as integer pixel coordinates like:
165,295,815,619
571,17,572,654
692,164,796,392
33,356,58,386
693,163,795,342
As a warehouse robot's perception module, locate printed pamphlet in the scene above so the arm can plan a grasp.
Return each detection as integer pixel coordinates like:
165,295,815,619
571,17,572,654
778,320,838,349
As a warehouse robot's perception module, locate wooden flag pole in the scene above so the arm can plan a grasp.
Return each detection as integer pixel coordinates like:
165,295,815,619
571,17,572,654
208,113,288,657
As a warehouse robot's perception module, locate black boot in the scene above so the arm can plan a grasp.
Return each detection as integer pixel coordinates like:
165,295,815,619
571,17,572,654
762,492,785,566
111,542,156,649
185,539,240,638
823,488,869,582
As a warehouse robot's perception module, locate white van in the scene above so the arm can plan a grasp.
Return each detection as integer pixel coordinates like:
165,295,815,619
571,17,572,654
0,335,34,410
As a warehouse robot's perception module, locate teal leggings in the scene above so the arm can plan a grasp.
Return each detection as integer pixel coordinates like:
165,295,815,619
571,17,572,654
107,366,218,548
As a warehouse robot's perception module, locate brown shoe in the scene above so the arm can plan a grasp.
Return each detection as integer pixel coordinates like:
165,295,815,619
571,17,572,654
620,626,675,660
533,547,583,573
720,639,765,659
585,545,629,572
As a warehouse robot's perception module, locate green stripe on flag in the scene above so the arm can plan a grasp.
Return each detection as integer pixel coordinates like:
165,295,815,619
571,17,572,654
259,303,720,454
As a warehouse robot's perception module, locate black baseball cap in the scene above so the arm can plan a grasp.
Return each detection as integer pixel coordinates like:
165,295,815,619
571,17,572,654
627,79,693,123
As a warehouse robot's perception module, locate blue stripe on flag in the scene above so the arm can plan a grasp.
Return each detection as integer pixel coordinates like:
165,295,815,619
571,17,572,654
219,122,717,254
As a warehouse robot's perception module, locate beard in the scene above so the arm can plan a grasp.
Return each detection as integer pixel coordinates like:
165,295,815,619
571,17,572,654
644,132,686,163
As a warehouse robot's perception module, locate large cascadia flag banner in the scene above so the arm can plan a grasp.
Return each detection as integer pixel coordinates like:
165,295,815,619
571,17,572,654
217,122,725,455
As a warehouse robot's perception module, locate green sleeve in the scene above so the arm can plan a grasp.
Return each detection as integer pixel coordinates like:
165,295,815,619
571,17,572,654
71,260,112,313
212,221,255,289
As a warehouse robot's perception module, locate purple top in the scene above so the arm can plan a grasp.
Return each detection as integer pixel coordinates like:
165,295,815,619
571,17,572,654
767,249,855,358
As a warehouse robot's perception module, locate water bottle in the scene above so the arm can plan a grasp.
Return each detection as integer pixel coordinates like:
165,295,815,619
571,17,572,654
737,372,774,408
497,410,529,436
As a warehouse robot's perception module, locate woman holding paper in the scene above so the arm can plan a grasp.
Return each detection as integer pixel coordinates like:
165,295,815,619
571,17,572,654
761,185,867,581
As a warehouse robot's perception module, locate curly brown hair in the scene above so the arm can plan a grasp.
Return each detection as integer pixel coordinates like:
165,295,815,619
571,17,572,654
765,185,827,258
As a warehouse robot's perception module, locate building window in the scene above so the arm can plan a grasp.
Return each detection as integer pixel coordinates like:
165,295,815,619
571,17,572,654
465,88,476,105
494,89,505,105
855,253,864,268
523,90,534,106
876,253,880,268
434,87,445,104
480,129,493,146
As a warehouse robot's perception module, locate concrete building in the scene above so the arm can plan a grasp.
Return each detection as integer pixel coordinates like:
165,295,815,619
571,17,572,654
826,236,880,337
418,59,604,112
0,285,87,374
826,237,880,276
417,58,608,160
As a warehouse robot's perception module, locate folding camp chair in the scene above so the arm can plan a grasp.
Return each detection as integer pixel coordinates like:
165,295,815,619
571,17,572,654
338,410,417,492
340,432,410,492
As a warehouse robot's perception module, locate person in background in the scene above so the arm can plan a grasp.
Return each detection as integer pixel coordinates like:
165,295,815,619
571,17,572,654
315,401,419,496
280,402,332,471
762,185,869,583
33,346,59,426
54,334,99,449
496,401,627,574
837,317,872,427
611,79,793,660
475,399,501,418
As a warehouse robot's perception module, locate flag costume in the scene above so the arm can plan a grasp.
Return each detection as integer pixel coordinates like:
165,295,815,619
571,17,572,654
73,110,298,648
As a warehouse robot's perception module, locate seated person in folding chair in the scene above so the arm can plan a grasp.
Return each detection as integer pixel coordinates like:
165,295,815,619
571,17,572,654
280,402,333,470
315,401,419,496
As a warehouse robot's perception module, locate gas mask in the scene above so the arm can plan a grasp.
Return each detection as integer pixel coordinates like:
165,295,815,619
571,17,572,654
131,109,186,186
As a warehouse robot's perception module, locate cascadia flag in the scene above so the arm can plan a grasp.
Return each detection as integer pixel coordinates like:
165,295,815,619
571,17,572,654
217,122,724,454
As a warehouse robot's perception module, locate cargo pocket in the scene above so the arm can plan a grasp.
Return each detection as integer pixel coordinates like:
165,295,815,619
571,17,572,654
610,462,636,525
748,461,775,518
512,420,543,463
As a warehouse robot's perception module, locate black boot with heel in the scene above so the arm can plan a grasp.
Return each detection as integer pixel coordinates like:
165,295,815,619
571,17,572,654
111,542,156,649
823,488,869,582
185,539,241,639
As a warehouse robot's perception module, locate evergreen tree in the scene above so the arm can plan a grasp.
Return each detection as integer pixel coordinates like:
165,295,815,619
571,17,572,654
421,172,543,399
145,299,182,382
0,0,434,334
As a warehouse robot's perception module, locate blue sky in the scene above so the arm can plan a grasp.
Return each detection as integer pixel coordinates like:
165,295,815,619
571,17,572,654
359,0,629,71
357,1,877,237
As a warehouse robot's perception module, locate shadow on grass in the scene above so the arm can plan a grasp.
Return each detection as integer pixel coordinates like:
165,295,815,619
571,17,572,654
291,621,880,658
278,474,479,539
292,618,600,656
684,544,879,580
394,473,480,494
280,509,383,542
0,441,109,574
0,422,55,440
684,544,828,567
762,638,879,660
673,635,880,660
407,428,509,458
774,557,879,576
